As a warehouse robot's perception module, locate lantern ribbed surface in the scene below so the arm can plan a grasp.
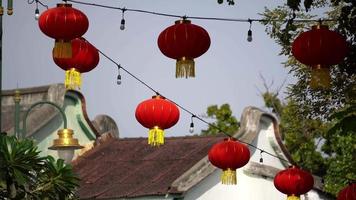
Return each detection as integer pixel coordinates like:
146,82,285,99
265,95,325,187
53,38,99,90
291,25,348,89
208,137,250,185
337,183,356,200
38,3,89,58
135,96,180,147
39,3,88,40
158,20,210,78
274,166,314,200
292,25,348,66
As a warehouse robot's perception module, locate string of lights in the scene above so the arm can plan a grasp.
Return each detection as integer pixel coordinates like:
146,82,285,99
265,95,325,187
84,38,292,165
66,0,336,23
28,0,296,164
27,0,48,20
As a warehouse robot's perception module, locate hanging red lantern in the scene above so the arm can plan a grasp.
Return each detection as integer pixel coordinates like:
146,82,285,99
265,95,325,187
337,183,356,200
39,3,89,58
135,95,180,147
292,24,348,89
158,19,210,78
53,38,99,90
274,166,314,200
208,137,250,185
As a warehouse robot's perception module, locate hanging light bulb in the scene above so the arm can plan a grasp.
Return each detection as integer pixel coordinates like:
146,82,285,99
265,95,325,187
34,0,40,20
120,9,126,30
189,122,194,133
117,74,122,85
35,8,40,20
247,29,252,42
189,115,195,133
247,19,253,42
120,19,125,30
116,64,122,85
259,150,264,164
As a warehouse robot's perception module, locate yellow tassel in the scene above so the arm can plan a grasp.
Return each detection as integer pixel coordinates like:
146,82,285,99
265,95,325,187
310,67,331,90
53,40,72,58
65,69,81,90
176,57,195,78
148,126,164,147
287,195,300,200
221,168,237,185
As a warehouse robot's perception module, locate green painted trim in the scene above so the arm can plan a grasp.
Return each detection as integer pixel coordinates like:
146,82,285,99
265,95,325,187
65,94,79,105
22,101,67,139
76,114,95,141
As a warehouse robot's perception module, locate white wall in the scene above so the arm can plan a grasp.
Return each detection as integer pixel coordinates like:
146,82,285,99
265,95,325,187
183,115,331,200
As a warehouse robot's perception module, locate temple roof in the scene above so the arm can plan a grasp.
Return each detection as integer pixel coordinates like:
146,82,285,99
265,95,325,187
72,135,225,199
72,107,326,199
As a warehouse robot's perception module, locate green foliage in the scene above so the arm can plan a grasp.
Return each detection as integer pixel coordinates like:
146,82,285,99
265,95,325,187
262,90,356,196
286,0,328,11
262,93,327,175
327,104,356,136
280,100,328,176
34,157,79,200
261,1,355,195
322,104,356,195
262,92,283,116
201,104,239,136
261,1,356,120
0,134,79,199
0,135,44,199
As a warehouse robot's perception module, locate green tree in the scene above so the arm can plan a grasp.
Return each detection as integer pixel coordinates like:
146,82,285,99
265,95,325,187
0,134,79,199
261,0,355,120
259,0,355,196
201,104,239,136
262,92,327,175
321,104,356,195
262,89,355,196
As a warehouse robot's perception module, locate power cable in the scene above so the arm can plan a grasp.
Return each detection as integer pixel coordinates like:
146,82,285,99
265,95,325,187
85,38,292,164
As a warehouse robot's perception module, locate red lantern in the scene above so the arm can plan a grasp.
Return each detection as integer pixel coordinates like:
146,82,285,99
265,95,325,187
337,183,356,200
53,38,99,90
39,3,89,58
208,137,250,185
274,166,314,200
292,25,348,89
158,19,210,78
135,96,180,147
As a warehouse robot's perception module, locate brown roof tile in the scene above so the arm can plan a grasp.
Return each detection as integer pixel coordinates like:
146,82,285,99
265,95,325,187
73,135,225,199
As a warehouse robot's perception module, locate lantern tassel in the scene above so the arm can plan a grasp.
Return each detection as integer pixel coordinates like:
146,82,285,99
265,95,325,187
310,66,331,90
53,40,73,58
148,126,164,147
287,195,300,200
176,57,195,78
65,68,82,90
221,168,237,185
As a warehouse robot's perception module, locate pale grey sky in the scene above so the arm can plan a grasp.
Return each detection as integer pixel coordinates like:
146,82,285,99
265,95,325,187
4,0,299,138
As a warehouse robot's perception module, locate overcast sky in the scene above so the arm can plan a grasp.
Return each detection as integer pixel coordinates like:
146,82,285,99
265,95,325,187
4,0,300,138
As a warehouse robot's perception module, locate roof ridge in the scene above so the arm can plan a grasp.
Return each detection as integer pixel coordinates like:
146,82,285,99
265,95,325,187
2,83,64,96
115,134,226,141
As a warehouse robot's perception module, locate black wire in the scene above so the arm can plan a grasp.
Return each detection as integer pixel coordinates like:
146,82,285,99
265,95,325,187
125,8,182,19
67,0,182,18
66,0,336,23
28,0,48,9
38,1,48,9
82,37,291,164
95,49,160,95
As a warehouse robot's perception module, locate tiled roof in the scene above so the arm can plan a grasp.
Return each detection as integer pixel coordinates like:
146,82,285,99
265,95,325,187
73,135,225,199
